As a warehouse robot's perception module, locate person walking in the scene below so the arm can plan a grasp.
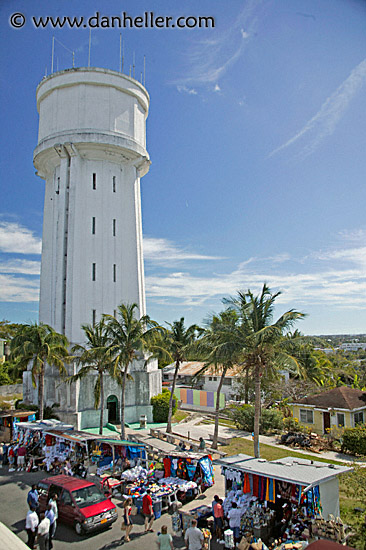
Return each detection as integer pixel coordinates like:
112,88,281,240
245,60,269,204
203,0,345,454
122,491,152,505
27,484,39,514
17,444,27,471
25,507,39,549
157,525,174,550
45,504,56,549
213,497,224,541
122,497,133,542
48,493,58,544
142,489,154,533
37,512,50,550
184,519,204,550
227,501,242,545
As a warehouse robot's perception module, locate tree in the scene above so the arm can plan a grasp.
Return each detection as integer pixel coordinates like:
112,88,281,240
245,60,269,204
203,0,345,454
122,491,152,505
195,309,240,449
104,303,160,440
226,284,305,457
10,323,70,421
68,319,113,435
151,318,199,434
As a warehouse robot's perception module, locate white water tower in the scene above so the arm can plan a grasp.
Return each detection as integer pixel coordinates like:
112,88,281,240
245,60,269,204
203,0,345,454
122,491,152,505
23,68,161,427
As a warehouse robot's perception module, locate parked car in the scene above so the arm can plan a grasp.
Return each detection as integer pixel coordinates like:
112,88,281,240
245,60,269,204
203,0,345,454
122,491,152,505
38,475,118,535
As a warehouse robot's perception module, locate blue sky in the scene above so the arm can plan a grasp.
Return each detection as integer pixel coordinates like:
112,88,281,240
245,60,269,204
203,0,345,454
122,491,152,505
1,0,365,334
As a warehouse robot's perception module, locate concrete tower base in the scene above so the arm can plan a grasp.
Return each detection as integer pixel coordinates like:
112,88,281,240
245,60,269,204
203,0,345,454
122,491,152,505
23,357,161,429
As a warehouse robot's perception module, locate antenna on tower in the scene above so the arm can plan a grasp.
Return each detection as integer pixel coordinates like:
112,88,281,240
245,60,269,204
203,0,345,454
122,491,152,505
129,65,131,77
51,36,55,73
143,55,146,87
119,34,122,72
122,40,125,73
88,29,92,67
133,52,135,79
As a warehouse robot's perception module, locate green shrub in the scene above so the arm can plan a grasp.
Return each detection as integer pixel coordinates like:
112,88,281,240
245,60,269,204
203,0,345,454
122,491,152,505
151,389,177,423
0,364,12,385
283,416,309,433
341,425,366,456
227,405,283,433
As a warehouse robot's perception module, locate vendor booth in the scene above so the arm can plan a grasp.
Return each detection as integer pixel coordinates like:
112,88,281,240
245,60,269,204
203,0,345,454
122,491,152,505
216,454,352,546
0,410,36,442
42,429,106,472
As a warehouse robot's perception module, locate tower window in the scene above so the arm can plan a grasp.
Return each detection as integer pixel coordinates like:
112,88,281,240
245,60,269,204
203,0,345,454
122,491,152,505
113,264,116,282
56,177,60,195
92,263,96,281
113,219,116,236
112,176,116,193
92,173,97,190
92,217,96,235
92,309,96,326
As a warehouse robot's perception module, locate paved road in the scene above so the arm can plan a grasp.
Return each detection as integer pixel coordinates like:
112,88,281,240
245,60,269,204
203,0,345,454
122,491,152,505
0,466,225,550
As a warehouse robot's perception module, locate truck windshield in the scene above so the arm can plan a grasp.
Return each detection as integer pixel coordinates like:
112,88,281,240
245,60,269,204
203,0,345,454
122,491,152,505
72,485,106,508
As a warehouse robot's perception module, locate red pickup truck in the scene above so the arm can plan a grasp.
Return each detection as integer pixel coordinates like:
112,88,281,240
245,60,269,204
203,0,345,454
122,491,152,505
38,475,118,535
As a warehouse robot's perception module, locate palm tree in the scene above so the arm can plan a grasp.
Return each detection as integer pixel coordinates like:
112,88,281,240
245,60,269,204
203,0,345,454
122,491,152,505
196,309,239,449
68,319,113,435
103,303,160,440
153,318,199,434
10,323,70,421
226,284,305,458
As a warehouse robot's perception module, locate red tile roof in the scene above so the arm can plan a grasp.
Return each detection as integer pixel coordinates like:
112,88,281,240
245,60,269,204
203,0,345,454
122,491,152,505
294,386,366,410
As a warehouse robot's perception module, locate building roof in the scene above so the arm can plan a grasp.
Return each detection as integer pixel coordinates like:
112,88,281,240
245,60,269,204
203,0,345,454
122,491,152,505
292,386,366,410
0,410,35,419
216,455,352,486
163,361,241,378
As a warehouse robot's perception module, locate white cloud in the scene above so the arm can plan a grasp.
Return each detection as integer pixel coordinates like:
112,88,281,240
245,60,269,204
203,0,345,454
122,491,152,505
176,85,197,95
172,0,262,88
0,274,39,303
269,58,366,159
145,235,366,310
0,259,41,275
214,84,221,92
143,237,223,265
0,221,41,254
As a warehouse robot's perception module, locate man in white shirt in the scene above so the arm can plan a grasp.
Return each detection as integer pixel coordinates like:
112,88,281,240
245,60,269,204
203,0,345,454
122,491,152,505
25,507,39,549
185,519,204,550
37,513,50,550
48,494,58,544
227,502,242,544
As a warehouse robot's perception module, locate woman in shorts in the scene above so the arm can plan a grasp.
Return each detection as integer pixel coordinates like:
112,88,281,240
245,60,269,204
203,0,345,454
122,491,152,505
123,497,133,542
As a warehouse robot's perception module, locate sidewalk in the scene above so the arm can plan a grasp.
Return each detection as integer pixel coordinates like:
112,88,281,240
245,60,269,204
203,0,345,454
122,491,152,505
157,416,366,466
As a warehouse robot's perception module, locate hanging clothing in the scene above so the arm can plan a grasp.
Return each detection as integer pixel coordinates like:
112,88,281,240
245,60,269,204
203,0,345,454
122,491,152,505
252,474,259,497
243,473,251,494
198,456,214,487
163,457,171,478
260,477,267,500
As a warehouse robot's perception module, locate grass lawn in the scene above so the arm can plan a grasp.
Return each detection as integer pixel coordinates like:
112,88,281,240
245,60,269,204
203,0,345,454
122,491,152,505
222,437,366,549
172,410,189,423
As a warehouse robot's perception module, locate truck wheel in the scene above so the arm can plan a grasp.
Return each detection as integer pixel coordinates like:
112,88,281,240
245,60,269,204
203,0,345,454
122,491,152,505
74,522,83,535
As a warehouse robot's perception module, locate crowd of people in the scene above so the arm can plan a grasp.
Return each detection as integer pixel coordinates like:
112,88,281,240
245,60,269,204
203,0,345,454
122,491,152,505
25,484,58,549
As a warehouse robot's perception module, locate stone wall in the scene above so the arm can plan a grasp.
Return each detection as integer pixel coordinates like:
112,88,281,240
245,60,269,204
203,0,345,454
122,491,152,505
0,384,23,396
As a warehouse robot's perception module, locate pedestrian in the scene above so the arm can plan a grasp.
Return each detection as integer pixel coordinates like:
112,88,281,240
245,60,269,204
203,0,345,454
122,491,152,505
157,524,174,550
17,444,27,471
213,497,224,541
8,445,15,471
184,518,204,550
45,504,56,549
25,506,39,549
227,501,242,545
48,493,58,540
27,484,39,513
2,443,8,466
37,512,50,550
122,497,133,542
142,489,154,533
199,437,206,451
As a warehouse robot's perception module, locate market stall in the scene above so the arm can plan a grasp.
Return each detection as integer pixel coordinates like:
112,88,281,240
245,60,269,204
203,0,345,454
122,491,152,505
0,410,36,442
216,454,352,546
42,429,106,472
159,451,215,497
